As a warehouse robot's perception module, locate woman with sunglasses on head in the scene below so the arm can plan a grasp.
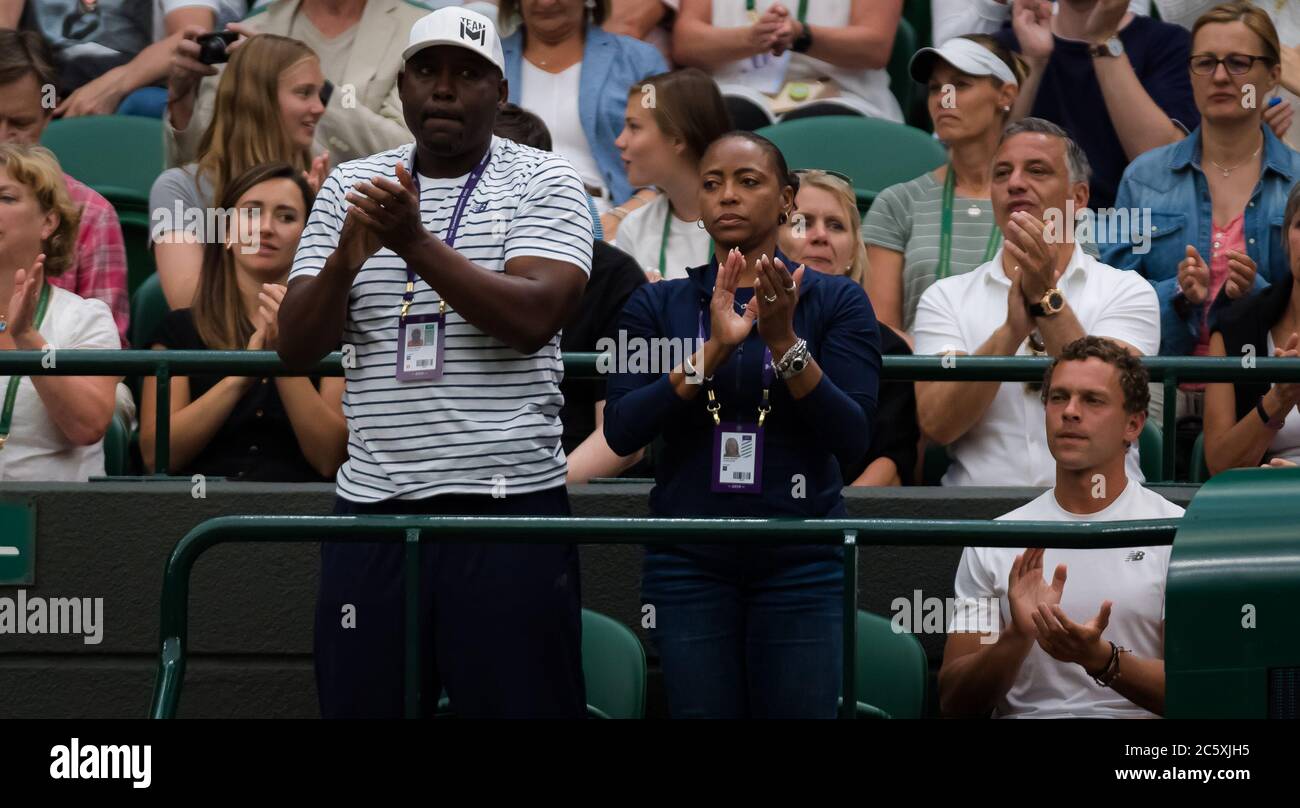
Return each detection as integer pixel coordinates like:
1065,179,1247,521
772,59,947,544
862,35,1025,339
604,131,882,718
1100,2,1300,436
781,168,918,486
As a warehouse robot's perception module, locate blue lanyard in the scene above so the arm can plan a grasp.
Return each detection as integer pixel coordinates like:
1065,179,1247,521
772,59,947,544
401,146,492,315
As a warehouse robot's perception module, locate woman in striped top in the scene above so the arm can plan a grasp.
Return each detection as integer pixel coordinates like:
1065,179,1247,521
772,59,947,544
862,35,1026,337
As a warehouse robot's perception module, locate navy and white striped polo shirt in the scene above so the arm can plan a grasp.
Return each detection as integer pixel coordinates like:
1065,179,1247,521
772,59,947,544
290,135,594,503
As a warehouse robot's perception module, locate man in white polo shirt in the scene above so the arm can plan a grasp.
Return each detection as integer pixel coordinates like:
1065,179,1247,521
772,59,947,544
277,7,593,718
939,336,1181,718
913,117,1160,486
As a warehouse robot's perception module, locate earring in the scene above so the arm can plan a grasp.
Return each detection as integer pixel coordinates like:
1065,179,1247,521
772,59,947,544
1002,105,1011,112
585,0,595,8
696,219,706,229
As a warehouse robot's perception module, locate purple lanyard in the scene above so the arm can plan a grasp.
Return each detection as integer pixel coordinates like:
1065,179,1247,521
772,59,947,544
403,147,492,305
697,307,774,394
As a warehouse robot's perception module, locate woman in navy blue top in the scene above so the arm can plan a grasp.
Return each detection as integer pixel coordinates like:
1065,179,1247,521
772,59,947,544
603,131,882,718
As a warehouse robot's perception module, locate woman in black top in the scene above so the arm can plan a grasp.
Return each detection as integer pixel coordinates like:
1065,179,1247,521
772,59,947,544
140,162,347,481
1204,182,1300,474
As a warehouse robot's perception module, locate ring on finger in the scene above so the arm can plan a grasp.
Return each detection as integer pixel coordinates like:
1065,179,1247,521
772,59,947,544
763,293,778,303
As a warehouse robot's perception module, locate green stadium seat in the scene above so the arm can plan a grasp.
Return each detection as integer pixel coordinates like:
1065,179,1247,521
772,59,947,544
118,209,157,301
41,116,163,299
1191,431,1210,483
1139,420,1163,482
102,408,131,476
886,17,919,120
438,608,646,718
40,115,162,210
845,610,928,719
755,115,947,213
130,271,169,351
579,608,647,719
922,442,950,486
904,0,932,50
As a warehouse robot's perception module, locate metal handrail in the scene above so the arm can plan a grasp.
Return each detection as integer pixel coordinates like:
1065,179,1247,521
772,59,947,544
147,514,1180,719
5,350,1300,480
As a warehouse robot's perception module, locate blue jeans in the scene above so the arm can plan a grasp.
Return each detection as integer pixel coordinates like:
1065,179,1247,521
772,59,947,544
642,546,844,718
115,86,167,118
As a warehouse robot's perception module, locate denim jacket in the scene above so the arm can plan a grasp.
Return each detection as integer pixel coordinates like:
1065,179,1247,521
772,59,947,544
503,24,668,206
1100,125,1300,356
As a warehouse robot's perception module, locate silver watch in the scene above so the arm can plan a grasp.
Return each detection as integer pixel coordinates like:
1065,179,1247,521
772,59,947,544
773,338,810,380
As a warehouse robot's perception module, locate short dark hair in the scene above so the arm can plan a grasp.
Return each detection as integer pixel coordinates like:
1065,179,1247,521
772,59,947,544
705,130,799,193
1040,336,1150,415
494,102,552,151
0,29,60,97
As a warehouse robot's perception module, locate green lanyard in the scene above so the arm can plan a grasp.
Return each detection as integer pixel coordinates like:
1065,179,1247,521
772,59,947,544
746,0,808,23
0,282,52,450
659,205,714,278
937,166,1002,281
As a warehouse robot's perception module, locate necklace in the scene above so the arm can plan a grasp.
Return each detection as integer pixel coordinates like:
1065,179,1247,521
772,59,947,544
1209,143,1262,177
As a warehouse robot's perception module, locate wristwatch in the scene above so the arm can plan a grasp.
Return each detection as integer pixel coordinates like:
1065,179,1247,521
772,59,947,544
791,22,813,54
1029,288,1065,318
773,338,810,380
1089,36,1124,58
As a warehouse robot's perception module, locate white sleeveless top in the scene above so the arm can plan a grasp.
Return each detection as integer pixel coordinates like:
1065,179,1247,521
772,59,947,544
710,0,902,123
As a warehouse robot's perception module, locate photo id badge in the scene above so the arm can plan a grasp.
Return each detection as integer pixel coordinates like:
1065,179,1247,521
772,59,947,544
711,422,764,494
396,313,445,381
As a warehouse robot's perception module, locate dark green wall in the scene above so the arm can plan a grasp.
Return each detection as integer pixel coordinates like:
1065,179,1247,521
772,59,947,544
0,481,1197,718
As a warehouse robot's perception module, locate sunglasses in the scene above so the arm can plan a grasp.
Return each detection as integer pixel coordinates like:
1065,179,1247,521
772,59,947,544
792,168,856,186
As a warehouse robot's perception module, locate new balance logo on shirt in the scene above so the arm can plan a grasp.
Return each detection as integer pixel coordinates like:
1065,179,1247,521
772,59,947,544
1125,550,1146,562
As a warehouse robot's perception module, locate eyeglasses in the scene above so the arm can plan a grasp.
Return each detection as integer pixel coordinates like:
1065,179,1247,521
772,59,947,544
1189,53,1275,76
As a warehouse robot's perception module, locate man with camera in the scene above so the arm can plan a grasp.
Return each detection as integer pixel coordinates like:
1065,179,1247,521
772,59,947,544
163,0,426,167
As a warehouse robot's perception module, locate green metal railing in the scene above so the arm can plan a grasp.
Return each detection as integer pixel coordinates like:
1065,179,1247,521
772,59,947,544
147,514,1180,719
4,350,1300,482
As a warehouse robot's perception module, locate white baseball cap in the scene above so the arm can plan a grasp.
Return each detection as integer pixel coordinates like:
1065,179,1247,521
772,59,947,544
909,37,1018,86
402,7,505,73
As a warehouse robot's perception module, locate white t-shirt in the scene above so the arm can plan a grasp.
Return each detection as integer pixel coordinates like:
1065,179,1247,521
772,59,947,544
931,0,1152,47
614,195,713,280
913,243,1160,486
949,478,1183,718
1264,331,1300,463
290,136,594,503
153,0,247,41
710,0,902,122
0,286,121,482
519,59,607,208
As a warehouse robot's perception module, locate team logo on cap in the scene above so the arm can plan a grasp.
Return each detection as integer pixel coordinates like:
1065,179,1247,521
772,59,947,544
460,16,486,45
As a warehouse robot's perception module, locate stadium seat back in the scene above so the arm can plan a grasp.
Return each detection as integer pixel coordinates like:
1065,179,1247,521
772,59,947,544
40,115,163,208
580,608,647,719
851,610,928,719
755,115,947,212
1191,431,1210,483
118,210,158,301
1139,420,1163,482
130,271,169,351
102,408,131,476
886,17,918,118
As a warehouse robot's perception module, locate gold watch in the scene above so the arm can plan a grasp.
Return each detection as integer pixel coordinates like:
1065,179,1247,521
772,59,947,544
1029,288,1065,318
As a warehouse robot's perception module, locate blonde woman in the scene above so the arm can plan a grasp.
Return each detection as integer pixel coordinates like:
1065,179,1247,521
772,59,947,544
780,169,918,486
140,162,347,481
0,144,121,482
149,34,330,309
779,168,867,285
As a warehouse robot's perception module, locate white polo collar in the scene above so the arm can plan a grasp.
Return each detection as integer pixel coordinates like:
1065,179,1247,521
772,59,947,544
985,242,1089,289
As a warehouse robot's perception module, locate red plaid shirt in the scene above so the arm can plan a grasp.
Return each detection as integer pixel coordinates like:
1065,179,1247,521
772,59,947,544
48,174,130,347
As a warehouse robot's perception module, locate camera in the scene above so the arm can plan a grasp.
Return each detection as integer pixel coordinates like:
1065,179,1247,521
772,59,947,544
196,30,239,66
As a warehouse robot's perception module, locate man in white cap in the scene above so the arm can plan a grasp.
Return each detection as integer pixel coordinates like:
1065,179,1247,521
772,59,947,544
278,6,594,719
